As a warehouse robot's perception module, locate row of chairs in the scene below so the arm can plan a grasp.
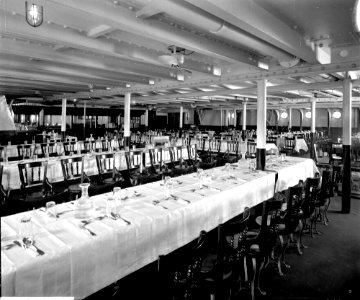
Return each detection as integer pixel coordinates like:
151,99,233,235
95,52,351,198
145,170,332,300
0,144,202,216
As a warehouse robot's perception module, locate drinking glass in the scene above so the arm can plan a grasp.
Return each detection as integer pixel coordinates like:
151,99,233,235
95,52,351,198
46,201,57,218
196,168,204,188
106,195,118,217
18,214,34,244
249,160,256,171
164,176,172,198
281,153,286,161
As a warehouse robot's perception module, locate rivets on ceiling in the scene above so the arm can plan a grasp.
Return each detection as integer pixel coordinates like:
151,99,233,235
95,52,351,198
63,25,68,29
11,11,16,15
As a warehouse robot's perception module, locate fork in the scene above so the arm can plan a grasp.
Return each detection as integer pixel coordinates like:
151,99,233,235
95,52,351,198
111,212,131,225
170,194,190,204
78,224,96,236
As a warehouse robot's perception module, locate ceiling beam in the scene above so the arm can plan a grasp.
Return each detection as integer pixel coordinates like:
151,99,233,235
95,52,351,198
46,0,260,67
51,60,360,100
185,0,318,63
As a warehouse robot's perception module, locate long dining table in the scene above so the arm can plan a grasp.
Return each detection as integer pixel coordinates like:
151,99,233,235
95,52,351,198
1,156,318,299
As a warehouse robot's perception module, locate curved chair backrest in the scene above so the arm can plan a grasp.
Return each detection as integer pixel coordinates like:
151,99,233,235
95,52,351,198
60,156,85,183
18,161,48,189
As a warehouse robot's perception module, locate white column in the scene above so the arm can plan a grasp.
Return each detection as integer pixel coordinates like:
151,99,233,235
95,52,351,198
61,98,67,133
220,109,223,129
233,109,237,127
257,79,267,149
38,109,44,127
144,109,149,128
242,102,247,130
124,93,131,137
343,78,352,145
311,99,316,133
288,107,292,130
83,103,86,128
179,106,183,128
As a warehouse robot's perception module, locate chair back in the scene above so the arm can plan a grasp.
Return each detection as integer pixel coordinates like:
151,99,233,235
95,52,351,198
96,153,116,178
168,146,184,166
100,139,111,152
149,147,163,171
60,156,85,183
0,145,6,162
187,144,198,162
247,141,256,157
41,142,58,157
17,144,34,159
284,137,295,149
266,136,277,145
125,150,144,170
84,140,95,153
18,161,48,189
226,140,239,156
0,164,7,204
157,230,208,300
63,141,77,155
208,138,221,154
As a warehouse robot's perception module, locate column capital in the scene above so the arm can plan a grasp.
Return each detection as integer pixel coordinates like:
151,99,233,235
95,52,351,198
310,98,317,103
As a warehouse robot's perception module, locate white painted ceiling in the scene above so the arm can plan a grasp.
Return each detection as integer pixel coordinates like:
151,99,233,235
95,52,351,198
0,0,359,110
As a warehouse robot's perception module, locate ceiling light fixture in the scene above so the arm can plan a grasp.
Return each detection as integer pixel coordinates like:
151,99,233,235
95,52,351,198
280,111,288,119
332,111,341,119
305,111,312,119
25,2,43,27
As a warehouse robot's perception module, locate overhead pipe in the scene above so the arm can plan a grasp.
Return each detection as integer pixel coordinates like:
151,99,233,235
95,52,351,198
153,0,296,63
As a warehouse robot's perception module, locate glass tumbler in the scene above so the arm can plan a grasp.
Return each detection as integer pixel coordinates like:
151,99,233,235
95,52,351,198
18,214,34,244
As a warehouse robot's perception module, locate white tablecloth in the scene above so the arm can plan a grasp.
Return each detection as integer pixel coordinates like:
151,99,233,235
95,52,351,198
1,157,318,299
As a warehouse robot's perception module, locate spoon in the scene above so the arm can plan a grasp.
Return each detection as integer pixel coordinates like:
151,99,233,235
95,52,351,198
22,238,45,256
111,212,131,225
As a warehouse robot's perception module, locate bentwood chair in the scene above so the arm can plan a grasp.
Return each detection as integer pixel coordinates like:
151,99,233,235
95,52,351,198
40,142,59,158
315,170,332,226
300,174,321,240
158,230,231,300
18,161,69,209
17,144,34,160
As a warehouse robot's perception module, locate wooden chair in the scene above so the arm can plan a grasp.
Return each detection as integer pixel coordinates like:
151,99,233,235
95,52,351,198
300,174,321,239
0,145,7,162
245,141,256,159
125,150,160,186
283,137,296,156
158,230,229,300
41,142,58,158
60,156,89,200
186,144,200,170
315,170,332,225
63,141,77,156
98,139,112,152
168,146,193,176
83,140,96,154
18,161,69,209
266,136,277,145
0,164,13,216
95,153,124,190
17,144,34,160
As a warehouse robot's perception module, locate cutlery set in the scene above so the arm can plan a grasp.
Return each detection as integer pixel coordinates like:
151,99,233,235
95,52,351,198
8,239,45,256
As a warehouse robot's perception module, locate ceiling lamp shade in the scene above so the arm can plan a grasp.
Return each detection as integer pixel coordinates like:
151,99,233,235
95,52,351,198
333,111,341,119
25,2,43,27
